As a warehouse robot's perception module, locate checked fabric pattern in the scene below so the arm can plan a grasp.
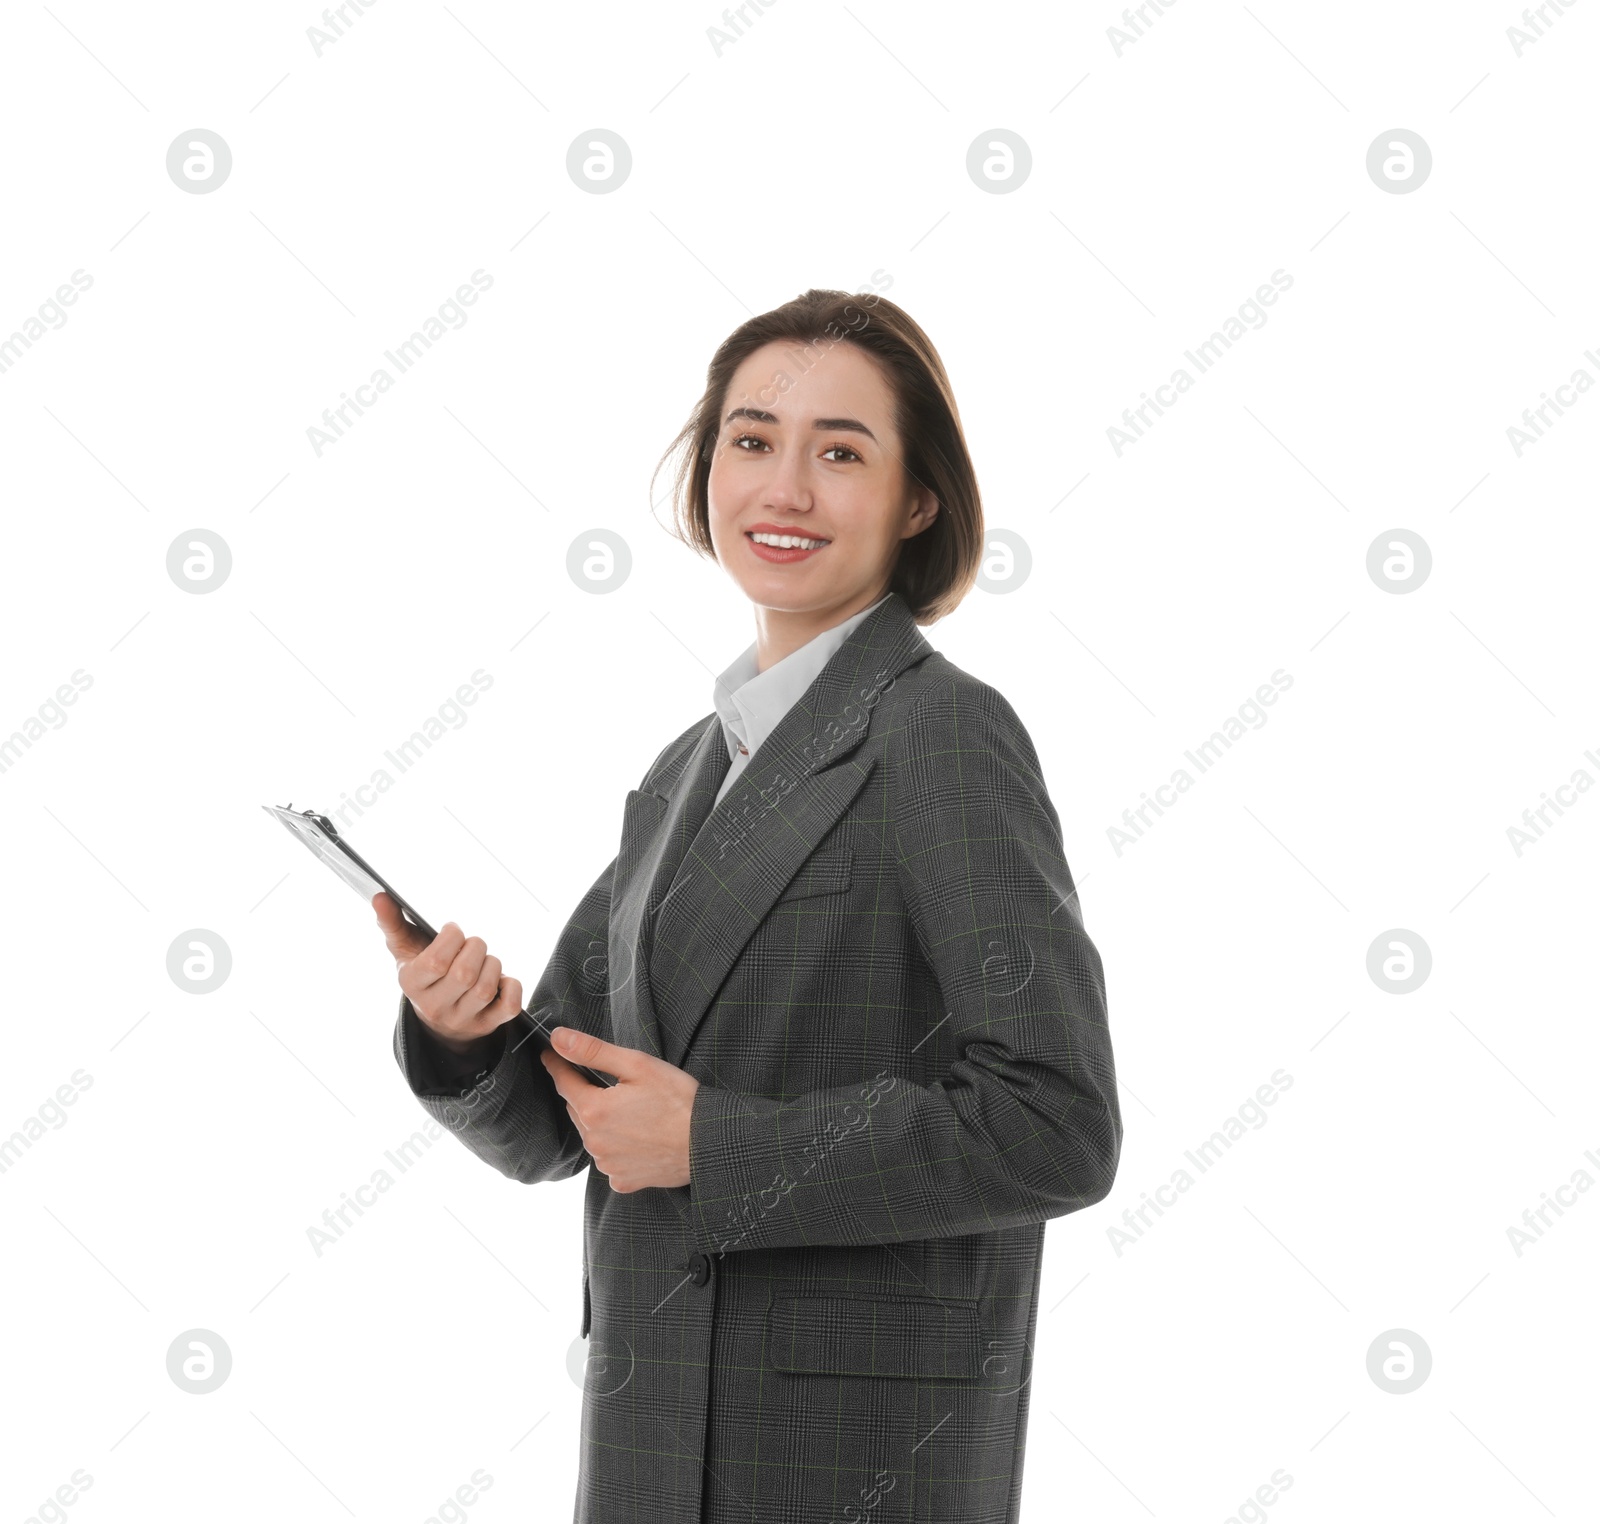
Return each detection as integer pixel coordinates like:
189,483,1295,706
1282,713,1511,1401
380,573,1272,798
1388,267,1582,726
391,590,1122,1524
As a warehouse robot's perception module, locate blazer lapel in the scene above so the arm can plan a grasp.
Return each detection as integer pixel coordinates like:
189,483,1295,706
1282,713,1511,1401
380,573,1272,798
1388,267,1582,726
604,724,729,1062
627,591,935,1072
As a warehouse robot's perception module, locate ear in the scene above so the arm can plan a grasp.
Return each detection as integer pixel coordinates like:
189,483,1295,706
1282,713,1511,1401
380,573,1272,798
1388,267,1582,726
902,486,939,538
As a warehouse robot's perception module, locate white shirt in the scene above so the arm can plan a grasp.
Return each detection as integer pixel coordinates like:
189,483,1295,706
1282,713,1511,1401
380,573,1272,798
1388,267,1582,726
711,595,892,807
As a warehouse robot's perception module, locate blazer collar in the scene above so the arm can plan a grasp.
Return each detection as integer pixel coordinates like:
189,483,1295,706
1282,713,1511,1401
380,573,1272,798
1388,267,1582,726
711,592,892,769
607,589,935,1071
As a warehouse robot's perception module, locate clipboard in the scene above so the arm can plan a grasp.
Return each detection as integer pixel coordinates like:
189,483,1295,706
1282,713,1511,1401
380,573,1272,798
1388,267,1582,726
263,803,616,1088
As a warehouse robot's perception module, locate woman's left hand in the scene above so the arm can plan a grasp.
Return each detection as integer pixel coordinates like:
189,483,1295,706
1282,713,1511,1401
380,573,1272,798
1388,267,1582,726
540,1028,700,1191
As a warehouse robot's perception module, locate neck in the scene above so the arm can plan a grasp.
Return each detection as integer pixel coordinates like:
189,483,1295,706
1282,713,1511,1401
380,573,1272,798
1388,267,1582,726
750,589,888,673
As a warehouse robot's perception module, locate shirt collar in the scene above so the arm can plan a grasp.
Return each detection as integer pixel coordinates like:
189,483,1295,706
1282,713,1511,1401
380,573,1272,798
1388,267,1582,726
712,594,892,763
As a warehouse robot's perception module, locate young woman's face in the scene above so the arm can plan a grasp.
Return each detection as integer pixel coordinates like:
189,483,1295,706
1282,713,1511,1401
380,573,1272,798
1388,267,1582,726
705,338,937,614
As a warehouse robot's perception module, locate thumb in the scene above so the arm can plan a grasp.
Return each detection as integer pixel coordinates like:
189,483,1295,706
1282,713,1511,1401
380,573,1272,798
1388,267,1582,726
372,891,430,960
550,1026,643,1078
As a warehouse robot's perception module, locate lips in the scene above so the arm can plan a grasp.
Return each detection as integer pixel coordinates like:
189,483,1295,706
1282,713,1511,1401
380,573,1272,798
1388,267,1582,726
745,523,831,545
744,528,831,564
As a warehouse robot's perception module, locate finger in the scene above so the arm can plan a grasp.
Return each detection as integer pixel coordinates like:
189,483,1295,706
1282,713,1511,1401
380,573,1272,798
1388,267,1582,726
443,935,488,1010
541,1045,583,1083
402,921,466,1002
544,1044,608,1107
540,1046,581,1103
487,975,523,1028
456,952,502,1025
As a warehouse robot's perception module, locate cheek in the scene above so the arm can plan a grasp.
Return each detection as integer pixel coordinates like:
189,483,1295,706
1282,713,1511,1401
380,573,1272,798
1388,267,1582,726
705,453,736,516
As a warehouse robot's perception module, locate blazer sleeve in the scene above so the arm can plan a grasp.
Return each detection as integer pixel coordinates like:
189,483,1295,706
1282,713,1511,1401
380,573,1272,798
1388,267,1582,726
685,675,1122,1253
390,849,617,1185
400,999,508,1094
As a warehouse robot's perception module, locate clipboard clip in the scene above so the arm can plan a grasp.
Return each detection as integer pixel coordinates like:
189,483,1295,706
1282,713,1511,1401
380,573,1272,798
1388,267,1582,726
279,802,340,836
263,798,619,1088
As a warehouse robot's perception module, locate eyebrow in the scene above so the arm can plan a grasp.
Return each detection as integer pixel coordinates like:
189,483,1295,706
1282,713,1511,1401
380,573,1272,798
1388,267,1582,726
723,406,878,443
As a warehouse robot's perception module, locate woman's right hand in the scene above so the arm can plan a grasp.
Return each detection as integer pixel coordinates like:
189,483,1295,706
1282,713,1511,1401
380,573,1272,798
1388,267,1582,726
372,891,523,1056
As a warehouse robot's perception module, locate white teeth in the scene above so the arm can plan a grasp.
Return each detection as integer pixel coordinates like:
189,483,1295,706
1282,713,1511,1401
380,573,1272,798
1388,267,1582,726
750,532,828,549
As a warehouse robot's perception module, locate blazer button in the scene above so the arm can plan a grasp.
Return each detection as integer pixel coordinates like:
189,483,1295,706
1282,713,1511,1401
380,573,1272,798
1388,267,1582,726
688,1251,711,1287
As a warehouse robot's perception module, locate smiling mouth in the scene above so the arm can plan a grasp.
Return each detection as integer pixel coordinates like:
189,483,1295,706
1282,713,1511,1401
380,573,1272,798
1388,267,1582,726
746,531,831,550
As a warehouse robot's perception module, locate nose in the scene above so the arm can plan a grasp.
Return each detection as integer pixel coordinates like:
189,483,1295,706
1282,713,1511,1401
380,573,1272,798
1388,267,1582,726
761,445,815,514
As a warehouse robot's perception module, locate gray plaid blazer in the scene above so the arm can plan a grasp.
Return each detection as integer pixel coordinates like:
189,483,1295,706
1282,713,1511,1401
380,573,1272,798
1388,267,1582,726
392,590,1121,1524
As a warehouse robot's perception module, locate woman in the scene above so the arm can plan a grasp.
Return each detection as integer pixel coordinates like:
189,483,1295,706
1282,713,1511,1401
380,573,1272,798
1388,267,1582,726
373,287,1122,1524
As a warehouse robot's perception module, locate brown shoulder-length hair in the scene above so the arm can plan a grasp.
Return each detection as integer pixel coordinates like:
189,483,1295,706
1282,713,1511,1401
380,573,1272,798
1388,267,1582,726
652,287,983,625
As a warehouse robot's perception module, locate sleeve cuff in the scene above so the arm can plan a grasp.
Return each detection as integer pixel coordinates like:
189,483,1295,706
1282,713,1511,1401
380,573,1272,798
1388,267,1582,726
399,996,509,1097
685,1083,772,1256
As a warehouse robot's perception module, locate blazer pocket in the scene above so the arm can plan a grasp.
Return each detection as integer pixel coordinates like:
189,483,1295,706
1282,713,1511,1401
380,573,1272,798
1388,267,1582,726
773,845,854,904
766,1293,981,1380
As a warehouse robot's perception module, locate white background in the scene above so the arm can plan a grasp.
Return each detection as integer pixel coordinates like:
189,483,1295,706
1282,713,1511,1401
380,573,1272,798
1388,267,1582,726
2,2,1596,1520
